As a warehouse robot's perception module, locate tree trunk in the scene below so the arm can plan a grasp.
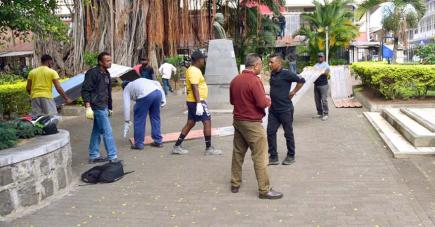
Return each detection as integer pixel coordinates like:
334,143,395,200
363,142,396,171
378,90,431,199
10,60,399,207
393,35,399,64
38,0,211,76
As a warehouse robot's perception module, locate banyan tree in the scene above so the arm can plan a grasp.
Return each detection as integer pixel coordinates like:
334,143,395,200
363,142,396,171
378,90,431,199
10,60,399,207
36,0,214,75
34,0,283,75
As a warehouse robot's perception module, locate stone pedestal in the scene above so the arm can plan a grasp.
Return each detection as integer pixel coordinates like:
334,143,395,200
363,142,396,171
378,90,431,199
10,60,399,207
205,39,239,109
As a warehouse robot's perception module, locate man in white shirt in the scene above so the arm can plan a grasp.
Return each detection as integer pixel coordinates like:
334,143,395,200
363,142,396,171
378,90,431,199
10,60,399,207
122,78,166,149
158,59,177,95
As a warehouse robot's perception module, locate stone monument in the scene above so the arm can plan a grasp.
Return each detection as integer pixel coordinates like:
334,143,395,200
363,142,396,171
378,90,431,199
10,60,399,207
213,13,226,39
204,13,238,109
205,39,238,109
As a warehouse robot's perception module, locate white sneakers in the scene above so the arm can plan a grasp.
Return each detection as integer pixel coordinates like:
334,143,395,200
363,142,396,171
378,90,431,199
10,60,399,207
171,145,223,155
205,146,223,155
172,146,189,155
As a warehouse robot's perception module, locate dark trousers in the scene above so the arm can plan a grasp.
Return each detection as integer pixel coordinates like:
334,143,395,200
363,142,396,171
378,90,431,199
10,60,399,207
267,109,295,158
133,90,163,148
314,85,329,115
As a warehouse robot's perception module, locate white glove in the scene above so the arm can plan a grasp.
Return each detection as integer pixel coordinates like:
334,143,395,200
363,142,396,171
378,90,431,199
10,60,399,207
195,103,204,116
161,100,166,107
123,122,131,138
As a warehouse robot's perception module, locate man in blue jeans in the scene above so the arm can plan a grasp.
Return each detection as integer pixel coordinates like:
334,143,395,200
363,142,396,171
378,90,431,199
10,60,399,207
122,78,166,149
159,59,176,95
81,52,119,164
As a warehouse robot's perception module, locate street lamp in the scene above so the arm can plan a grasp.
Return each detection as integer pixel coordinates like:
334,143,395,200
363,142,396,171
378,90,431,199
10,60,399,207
325,26,329,63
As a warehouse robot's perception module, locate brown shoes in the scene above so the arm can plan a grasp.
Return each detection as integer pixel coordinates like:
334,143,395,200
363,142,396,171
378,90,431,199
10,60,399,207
230,186,239,193
259,189,283,200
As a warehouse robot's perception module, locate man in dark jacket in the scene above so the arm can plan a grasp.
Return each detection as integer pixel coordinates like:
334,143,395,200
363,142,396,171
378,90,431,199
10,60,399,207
81,52,118,163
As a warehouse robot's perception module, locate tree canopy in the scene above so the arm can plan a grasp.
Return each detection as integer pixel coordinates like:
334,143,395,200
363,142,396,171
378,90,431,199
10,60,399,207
296,0,359,62
0,0,68,43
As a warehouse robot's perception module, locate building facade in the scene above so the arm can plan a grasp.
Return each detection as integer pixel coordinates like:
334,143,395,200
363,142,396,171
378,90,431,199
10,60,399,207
405,0,435,61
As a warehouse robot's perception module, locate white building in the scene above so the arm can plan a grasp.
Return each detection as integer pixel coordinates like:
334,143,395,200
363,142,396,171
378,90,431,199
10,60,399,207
409,0,435,45
56,0,74,23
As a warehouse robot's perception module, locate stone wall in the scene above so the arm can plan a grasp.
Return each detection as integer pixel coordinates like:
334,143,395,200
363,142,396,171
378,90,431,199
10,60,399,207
0,130,72,220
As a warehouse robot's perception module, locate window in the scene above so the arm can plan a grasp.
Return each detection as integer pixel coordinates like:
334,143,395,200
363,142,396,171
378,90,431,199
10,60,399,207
284,14,301,36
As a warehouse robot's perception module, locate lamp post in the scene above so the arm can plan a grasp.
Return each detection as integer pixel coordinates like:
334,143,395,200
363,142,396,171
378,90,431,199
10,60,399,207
325,26,329,63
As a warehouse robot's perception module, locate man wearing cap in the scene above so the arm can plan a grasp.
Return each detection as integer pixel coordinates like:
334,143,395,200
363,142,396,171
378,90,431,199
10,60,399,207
313,52,330,121
172,50,222,155
122,78,166,150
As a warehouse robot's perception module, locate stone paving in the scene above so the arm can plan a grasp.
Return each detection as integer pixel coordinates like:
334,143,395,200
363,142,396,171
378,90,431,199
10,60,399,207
5,86,435,227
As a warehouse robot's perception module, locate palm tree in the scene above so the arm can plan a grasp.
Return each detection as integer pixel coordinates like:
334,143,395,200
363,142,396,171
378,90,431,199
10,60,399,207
213,0,284,63
296,0,359,63
358,0,426,63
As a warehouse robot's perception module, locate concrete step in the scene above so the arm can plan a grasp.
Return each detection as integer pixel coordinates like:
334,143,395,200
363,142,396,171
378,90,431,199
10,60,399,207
382,108,435,147
401,108,435,132
364,112,435,158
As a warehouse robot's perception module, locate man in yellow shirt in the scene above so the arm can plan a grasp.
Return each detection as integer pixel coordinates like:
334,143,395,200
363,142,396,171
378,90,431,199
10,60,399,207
172,50,222,155
26,55,72,115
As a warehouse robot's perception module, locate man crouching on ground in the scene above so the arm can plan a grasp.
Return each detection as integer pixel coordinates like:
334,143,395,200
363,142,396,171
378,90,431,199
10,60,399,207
122,78,166,149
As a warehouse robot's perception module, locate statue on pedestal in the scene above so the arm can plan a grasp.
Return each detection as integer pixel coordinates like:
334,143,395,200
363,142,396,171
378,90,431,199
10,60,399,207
213,13,226,39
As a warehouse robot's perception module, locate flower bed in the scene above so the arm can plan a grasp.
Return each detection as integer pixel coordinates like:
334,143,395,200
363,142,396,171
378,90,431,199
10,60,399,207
351,62,435,99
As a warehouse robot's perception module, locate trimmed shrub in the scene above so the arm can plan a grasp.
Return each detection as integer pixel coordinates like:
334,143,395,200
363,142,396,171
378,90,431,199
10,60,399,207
0,81,31,118
351,62,435,99
0,73,26,85
415,44,435,65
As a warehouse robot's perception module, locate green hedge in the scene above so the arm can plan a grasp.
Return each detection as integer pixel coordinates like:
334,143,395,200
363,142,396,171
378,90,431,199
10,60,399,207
0,73,26,85
0,81,31,118
351,62,435,99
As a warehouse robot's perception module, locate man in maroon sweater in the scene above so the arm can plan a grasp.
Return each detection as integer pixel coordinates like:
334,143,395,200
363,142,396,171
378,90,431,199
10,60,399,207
229,53,283,200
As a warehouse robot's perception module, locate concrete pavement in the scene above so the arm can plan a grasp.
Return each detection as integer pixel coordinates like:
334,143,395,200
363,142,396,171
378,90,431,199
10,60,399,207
6,86,435,227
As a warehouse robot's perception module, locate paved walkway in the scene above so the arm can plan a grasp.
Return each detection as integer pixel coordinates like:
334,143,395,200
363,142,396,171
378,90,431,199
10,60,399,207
6,86,435,227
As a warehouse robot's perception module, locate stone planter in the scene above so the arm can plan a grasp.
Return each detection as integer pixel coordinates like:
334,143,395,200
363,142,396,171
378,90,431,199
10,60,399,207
0,130,72,221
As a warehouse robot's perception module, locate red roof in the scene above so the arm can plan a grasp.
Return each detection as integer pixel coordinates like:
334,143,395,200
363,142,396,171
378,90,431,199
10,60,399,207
244,0,285,14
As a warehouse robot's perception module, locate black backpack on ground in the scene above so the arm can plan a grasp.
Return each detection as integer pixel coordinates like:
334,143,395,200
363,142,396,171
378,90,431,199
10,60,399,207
81,161,133,184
